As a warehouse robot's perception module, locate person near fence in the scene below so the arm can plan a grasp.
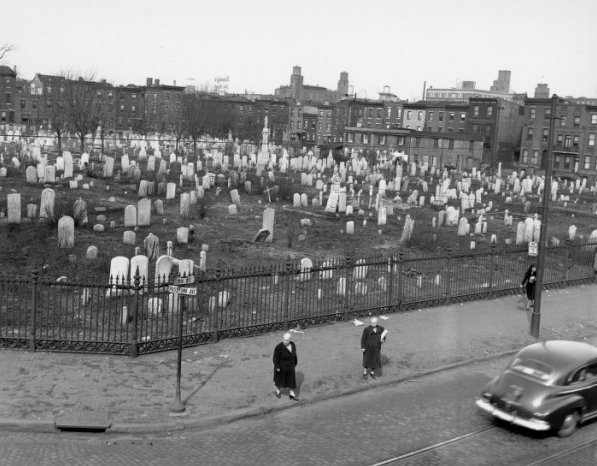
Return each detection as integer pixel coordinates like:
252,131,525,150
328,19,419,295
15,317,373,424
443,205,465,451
273,332,299,401
521,264,537,310
361,317,388,380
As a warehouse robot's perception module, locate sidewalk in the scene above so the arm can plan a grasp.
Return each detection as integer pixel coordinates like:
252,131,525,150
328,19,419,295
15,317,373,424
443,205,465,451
1,284,596,434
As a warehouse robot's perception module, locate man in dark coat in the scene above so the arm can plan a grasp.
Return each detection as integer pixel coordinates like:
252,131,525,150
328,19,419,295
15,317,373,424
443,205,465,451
361,317,388,379
273,332,299,400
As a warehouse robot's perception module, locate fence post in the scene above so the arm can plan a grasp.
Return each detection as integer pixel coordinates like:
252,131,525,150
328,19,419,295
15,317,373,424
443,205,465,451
564,240,571,282
387,255,395,312
129,266,140,358
344,256,353,317
284,261,293,326
29,270,38,352
213,268,222,342
489,244,497,291
444,248,453,303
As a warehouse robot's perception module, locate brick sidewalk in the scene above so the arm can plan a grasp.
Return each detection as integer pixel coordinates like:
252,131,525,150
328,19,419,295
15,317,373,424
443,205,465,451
0,284,596,433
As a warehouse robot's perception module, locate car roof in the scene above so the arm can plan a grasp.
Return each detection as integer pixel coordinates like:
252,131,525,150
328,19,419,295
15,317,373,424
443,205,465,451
516,340,597,373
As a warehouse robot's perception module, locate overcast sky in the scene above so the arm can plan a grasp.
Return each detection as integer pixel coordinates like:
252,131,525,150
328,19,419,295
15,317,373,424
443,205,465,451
3,0,597,100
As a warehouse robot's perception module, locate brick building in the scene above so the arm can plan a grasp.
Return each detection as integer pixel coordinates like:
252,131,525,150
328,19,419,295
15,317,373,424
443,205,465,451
0,65,17,124
275,66,349,103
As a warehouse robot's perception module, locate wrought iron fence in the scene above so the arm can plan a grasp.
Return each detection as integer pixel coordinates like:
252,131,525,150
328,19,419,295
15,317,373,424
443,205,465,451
1,242,595,356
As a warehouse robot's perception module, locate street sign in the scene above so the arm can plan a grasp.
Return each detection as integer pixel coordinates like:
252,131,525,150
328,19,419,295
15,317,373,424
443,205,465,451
168,285,197,296
528,241,538,257
175,276,195,285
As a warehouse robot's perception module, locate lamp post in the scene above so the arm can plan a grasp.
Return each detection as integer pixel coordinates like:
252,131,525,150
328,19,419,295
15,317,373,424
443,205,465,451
530,94,558,338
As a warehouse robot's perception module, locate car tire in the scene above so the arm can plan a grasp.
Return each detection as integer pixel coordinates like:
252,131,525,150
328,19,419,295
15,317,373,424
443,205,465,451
557,411,579,438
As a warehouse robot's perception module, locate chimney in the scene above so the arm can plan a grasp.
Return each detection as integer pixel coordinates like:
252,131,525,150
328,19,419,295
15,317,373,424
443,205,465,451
173,80,176,86
146,77,153,87
13,65,17,75
155,78,160,86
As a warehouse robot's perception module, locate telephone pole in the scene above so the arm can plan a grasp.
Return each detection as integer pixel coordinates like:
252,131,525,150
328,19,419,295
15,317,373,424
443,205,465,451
530,94,558,338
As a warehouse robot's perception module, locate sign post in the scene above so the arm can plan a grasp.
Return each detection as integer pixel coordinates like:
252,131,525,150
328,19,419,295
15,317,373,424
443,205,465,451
528,241,538,257
169,276,196,413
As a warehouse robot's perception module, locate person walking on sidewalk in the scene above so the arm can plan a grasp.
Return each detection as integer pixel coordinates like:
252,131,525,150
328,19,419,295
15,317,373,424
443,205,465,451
273,332,299,401
521,264,537,310
361,317,388,380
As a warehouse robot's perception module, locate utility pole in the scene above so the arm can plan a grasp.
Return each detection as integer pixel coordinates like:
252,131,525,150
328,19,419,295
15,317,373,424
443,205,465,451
530,94,558,338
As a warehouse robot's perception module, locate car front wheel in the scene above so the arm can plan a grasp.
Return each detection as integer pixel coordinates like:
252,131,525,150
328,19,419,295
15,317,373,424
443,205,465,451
557,411,579,438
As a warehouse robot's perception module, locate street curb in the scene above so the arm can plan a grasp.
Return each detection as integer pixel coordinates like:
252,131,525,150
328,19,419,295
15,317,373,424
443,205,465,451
4,333,597,435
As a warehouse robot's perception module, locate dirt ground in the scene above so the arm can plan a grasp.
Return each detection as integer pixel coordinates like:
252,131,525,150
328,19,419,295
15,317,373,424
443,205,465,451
1,145,597,279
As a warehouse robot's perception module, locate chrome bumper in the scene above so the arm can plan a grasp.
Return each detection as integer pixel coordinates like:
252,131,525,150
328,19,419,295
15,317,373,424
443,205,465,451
476,398,551,431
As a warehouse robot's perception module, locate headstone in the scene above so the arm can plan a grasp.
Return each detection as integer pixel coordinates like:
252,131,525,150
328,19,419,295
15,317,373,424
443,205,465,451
44,165,56,183
516,222,525,244
230,189,241,207
7,193,21,224
109,256,130,286
103,157,114,178
154,255,174,284
73,197,88,224
180,193,190,218
123,230,136,245
177,227,189,244
124,205,137,227
137,198,151,226
154,199,164,215
58,216,75,248
166,182,176,200
262,208,275,242
40,188,55,220
86,245,98,259
129,255,149,284
346,221,354,235
26,166,37,184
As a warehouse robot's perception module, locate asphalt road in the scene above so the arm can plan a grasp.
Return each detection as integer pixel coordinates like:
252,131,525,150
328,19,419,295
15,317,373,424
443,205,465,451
2,356,597,465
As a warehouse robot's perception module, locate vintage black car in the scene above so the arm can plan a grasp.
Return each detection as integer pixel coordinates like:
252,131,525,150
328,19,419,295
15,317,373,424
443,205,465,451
476,340,597,437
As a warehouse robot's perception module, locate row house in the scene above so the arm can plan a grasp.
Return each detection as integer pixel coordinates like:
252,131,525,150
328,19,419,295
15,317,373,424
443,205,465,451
144,78,185,133
342,125,484,170
116,84,145,133
0,65,18,124
519,97,597,179
423,102,469,133
464,97,523,166
401,103,425,131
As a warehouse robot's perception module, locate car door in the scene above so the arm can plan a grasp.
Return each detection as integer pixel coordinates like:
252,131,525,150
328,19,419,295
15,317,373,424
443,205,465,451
583,361,597,414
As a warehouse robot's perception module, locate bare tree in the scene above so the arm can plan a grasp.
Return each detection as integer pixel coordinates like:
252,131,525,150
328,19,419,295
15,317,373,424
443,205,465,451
45,76,71,157
59,72,110,153
0,42,15,62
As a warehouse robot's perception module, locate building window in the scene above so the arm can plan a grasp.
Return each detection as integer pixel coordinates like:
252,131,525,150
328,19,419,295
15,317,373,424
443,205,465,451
487,106,493,117
449,112,455,121
557,134,563,145
418,111,423,120
131,106,136,112
532,150,539,164
397,136,405,146
564,156,571,169
591,113,597,125
560,115,567,126
530,108,536,119
542,128,549,142
438,112,444,122
428,111,434,122
554,155,561,167
449,139,454,149
573,135,579,147
290,108,294,117
289,122,293,130
527,128,534,141
588,133,595,146
522,149,529,163
545,107,551,119
415,137,420,148
460,112,466,121
417,126,422,131
386,107,392,118
473,106,479,117
433,139,439,148
584,155,591,170
564,135,572,148
379,135,386,145
406,110,412,119
297,121,301,129
363,133,370,144
153,93,158,100
574,116,580,126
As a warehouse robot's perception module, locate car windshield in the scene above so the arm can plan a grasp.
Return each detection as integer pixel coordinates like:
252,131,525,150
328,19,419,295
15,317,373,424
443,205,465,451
510,358,554,381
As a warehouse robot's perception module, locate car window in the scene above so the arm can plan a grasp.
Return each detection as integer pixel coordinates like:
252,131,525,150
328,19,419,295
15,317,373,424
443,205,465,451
511,358,553,381
587,363,597,380
570,368,587,384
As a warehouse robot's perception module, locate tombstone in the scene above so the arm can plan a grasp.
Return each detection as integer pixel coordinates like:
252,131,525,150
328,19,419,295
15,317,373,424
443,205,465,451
336,277,346,296
516,222,525,244
86,245,98,259
166,182,176,200
298,258,313,281
154,199,164,215
109,256,130,285
39,188,55,220
93,224,104,232
523,217,534,242
177,227,189,244
138,180,150,197
124,205,137,227
438,210,446,227
400,217,415,243
130,255,149,284
26,166,37,184
445,206,458,226
7,193,21,224
154,255,174,284
377,207,387,226
44,165,56,183
73,197,88,225
137,198,151,226
490,234,497,243
180,193,190,218
229,189,241,208
262,208,275,242
346,220,355,235
103,156,114,178
26,203,37,219
569,225,577,241
123,230,136,245
352,259,368,280
199,251,207,272
57,216,75,248
293,193,301,207
457,217,469,236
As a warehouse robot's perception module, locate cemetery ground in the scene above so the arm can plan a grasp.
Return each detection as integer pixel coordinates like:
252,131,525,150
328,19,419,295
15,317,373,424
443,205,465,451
2,150,597,281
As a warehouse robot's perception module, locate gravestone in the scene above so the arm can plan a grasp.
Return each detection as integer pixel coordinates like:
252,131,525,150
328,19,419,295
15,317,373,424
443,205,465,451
154,255,174,284
40,188,55,220
154,199,164,215
137,198,151,226
123,230,136,245
7,193,21,224
109,256,129,285
516,222,525,244
129,255,149,284
45,165,56,183
26,166,37,184
180,193,190,218
124,205,137,227
58,216,75,248
166,183,176,200
230,189,241,207
26,203,37,219
73,197,88,225
103,157,114,178
346,221,354,235
86,245,98,259
262,208,275,242
177,227,189,244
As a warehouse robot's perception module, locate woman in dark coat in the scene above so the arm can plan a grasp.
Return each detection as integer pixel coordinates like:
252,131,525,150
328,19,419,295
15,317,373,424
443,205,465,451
361,317,388,379
273,332,298,400
521,264,537,310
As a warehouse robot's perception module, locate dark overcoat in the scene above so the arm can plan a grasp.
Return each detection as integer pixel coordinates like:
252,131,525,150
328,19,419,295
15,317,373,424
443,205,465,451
273,341,297,389
361,325,386,370
521,268,537,300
